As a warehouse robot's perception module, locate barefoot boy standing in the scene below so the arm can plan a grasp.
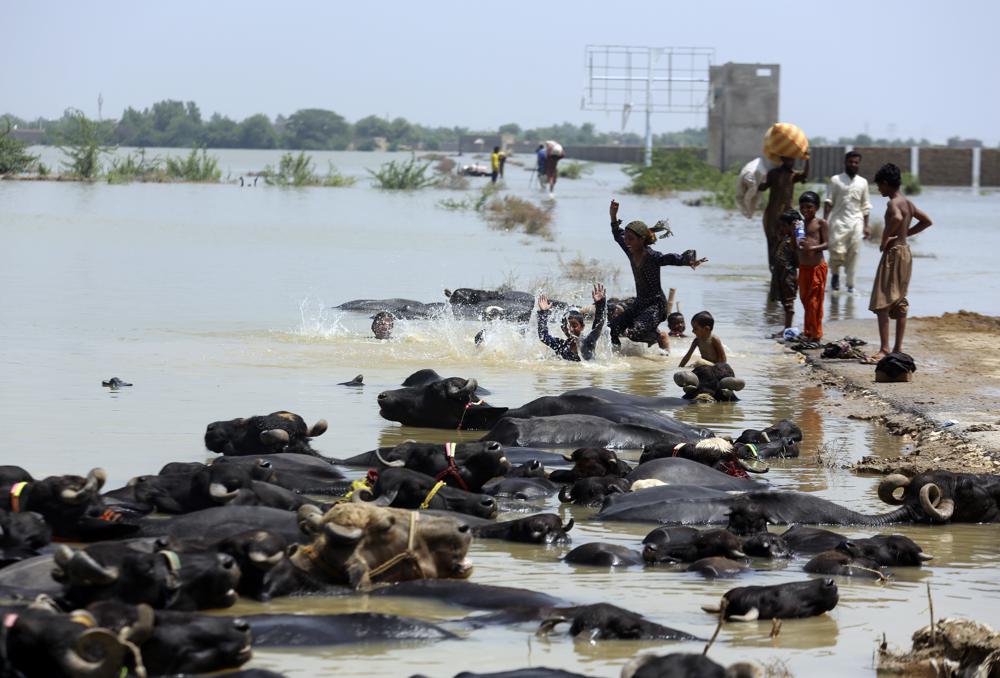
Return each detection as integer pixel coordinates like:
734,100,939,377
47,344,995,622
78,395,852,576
797,191,829,341
868,163,933,360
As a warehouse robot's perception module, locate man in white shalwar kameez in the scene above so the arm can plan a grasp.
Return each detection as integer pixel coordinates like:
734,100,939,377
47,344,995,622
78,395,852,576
823,151,872,292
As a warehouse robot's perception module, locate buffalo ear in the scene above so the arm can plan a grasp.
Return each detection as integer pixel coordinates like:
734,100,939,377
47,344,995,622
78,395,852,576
308,419,328,437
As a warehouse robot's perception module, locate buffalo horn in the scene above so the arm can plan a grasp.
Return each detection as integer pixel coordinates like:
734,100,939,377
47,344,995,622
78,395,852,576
123,604,156,645
260,429,290,446
297,504,325,536
562,454,575,462
373,448,406,468
918,552,934,561
701,601,722,613
877,474,911,505
462,378,478,394
61,468,107,503
308,419,329,437
249,549,284,566
728,607,760,622
919,483,955,521
62,628,127,678
64,548,120,586
738,458,770,474
209,483,240,501
535,616,566,636
558,486,573,503
561,518,575,532
323,522,364,545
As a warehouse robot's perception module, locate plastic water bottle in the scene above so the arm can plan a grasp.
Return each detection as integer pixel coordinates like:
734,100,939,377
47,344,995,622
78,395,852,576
794,220,806,242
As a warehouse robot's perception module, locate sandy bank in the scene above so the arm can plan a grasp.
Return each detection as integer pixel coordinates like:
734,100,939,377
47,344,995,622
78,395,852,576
790,311,1000,475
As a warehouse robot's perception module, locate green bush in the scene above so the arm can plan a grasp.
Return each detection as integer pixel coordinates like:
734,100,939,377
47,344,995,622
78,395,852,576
368,155,437,190
0,121,38,174
625,148,746,210
558,161,591,180
263,153,355,187
106,149,165,184
57,111,109,179
902,172,921,195
165,147,221,182
322,162,356,187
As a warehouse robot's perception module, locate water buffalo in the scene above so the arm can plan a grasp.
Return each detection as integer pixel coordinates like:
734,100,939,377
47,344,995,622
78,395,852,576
642,527,746,564
737,420,803,444
87,601,252,675
622,653,760,678
878,471,1000,523
536,602,701,641
368,579,563,611
350,441,511,493
548,447,631,483
687,557,750,577
780,525,932,566
563,543,643,567
0,604,128,678
289,503,472,589
639,437,774,474
53,541,242,610
803,550,886,579
558,476,631,506
483,475,559,500
674,362,745,402
740,532,792,559
339,441,503,468
485,415,682,449
335,298,444,319
702,578,839,621
204,411,328,457
443,513,573,544
210,454,347,493
597,486,913,526
0,508,50,567
1,467,138,541
626,458,766,490
364,467,498,518
247,611,455,646
138,506,303,544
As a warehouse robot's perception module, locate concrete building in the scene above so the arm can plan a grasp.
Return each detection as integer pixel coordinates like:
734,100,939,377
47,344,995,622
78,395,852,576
707,63,780,170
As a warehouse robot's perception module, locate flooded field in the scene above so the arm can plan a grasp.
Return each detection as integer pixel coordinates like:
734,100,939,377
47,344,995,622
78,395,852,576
1,149,999,676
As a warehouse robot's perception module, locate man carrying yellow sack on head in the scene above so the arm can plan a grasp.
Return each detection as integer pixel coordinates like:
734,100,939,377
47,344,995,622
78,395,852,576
760,124,810,281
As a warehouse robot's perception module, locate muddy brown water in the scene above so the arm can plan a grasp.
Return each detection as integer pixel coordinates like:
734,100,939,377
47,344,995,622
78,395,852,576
2,150,999,676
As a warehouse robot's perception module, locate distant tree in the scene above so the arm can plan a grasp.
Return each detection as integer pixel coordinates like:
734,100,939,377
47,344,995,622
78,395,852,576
354,115,392,141
202,113,240,148
238,114,278,149
0,120,39,174
56,110,111,178
283,108,351,150
498,122,521,136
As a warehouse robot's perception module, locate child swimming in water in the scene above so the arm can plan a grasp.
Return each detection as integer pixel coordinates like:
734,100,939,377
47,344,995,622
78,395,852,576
608,199,707,351
537,283,606,362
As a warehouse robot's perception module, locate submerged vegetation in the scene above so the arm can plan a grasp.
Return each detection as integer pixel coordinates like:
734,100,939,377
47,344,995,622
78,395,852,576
902,172,922,195
483,195,553,239
558,161,592,180
164,147,222,182
106,149,166,183
368,156,437,190
263,152,355,187
624,148,739,209
0,121,38,174
57,111,110,179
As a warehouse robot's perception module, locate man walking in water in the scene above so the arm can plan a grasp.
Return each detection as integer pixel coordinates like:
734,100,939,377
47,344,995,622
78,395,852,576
868,163,933,361
759,156,809,274
824,151,872,293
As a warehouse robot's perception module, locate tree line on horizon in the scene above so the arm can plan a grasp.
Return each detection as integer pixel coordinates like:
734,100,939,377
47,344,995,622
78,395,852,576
1,101,985,151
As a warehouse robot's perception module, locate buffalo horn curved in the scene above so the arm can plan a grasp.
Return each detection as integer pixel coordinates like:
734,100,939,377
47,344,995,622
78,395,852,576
561,518,575,532
558,486,573,503
877,474,911,505
62,628,126,678
123,603,156,644
919,483,955,522
727,607,760,622
61,468,108,503
209,483,240,501
373,448,406,468
259,429,290,446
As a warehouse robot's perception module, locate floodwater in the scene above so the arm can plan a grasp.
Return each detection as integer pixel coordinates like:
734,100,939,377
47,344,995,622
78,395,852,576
2,149,999,676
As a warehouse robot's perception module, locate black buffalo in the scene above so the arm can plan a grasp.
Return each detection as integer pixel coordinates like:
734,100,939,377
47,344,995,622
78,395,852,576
623,653,759,678
563,543,643,567
350,441,511,493
702,578,839,621
878,471,1000,523
0,508,50,567
247,611,455,646
537,602,701,641
453,513,573,544
558,476,630,506
548,447,631,483
363,468,498,518
205,411,328,457
642,527,746,564
626,458,766,490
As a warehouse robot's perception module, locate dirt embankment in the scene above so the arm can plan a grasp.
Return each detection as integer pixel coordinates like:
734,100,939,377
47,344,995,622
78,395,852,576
793,311,1000,475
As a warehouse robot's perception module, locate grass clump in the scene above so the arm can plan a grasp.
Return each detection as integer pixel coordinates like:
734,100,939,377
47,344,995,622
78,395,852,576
165,147,221,182
58,111,110,179
261,152,355,187
106,149,166,184
483,195,553,239
558,161,591,180
368,155,437,190
434,157,456,174
902,172,921,195
558,253,620,286
624,148,741,209
0,121,39,175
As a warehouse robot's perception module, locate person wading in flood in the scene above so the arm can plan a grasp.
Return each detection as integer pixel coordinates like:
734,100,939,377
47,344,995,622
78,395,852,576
760,156,810,277
608,199,706,353
824,150,872,293
867,162,933,361
536,283,607,362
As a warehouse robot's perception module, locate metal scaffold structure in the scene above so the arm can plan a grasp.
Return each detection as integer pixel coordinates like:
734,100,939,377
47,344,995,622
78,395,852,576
582,45,714,166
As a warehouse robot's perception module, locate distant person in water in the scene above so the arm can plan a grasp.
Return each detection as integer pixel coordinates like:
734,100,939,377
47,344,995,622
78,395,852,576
537,283,606,362
490,146,501,184
371,311,394,340
543,140,564,194
667,311,687,337
536,144,547,189
608,199,706,353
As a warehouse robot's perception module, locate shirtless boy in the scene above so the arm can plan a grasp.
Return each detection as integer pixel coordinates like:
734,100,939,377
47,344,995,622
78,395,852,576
797,191,829,341
760,156,809,272
868,163,933,360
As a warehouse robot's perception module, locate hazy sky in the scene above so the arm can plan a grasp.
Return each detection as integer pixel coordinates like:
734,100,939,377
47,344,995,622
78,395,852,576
7,0,997,144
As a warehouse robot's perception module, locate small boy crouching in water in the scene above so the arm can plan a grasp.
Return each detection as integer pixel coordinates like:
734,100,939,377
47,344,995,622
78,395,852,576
674,311,744,400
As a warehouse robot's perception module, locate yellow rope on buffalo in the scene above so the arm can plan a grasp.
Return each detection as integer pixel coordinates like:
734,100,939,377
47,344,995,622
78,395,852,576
418,480,447,510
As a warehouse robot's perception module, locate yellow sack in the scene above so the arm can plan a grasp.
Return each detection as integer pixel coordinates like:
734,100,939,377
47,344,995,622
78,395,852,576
764,123,809,164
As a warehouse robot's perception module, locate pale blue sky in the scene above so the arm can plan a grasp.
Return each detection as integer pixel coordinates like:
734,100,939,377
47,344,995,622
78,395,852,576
6,0,997,144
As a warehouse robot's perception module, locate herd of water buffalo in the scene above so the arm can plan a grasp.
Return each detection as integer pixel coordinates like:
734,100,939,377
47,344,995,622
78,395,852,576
1,367,998,677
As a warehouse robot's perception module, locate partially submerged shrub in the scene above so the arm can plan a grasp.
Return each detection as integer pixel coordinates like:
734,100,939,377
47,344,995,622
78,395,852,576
626,148,746,209
165,147,221,182
902,172,921,195
0,121,38,175
58,111,110,179
483,195,553,238
106,149,166,184
559,161,591,180
368,155,437,190
434,157,456,174
558,253,620,286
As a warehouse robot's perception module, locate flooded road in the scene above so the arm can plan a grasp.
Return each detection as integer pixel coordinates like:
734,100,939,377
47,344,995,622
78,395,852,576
2,149,999,675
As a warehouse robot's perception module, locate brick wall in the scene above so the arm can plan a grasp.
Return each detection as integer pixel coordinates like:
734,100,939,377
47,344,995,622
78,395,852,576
920,148,972,186
851,147,911,182
978,149,1000,187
